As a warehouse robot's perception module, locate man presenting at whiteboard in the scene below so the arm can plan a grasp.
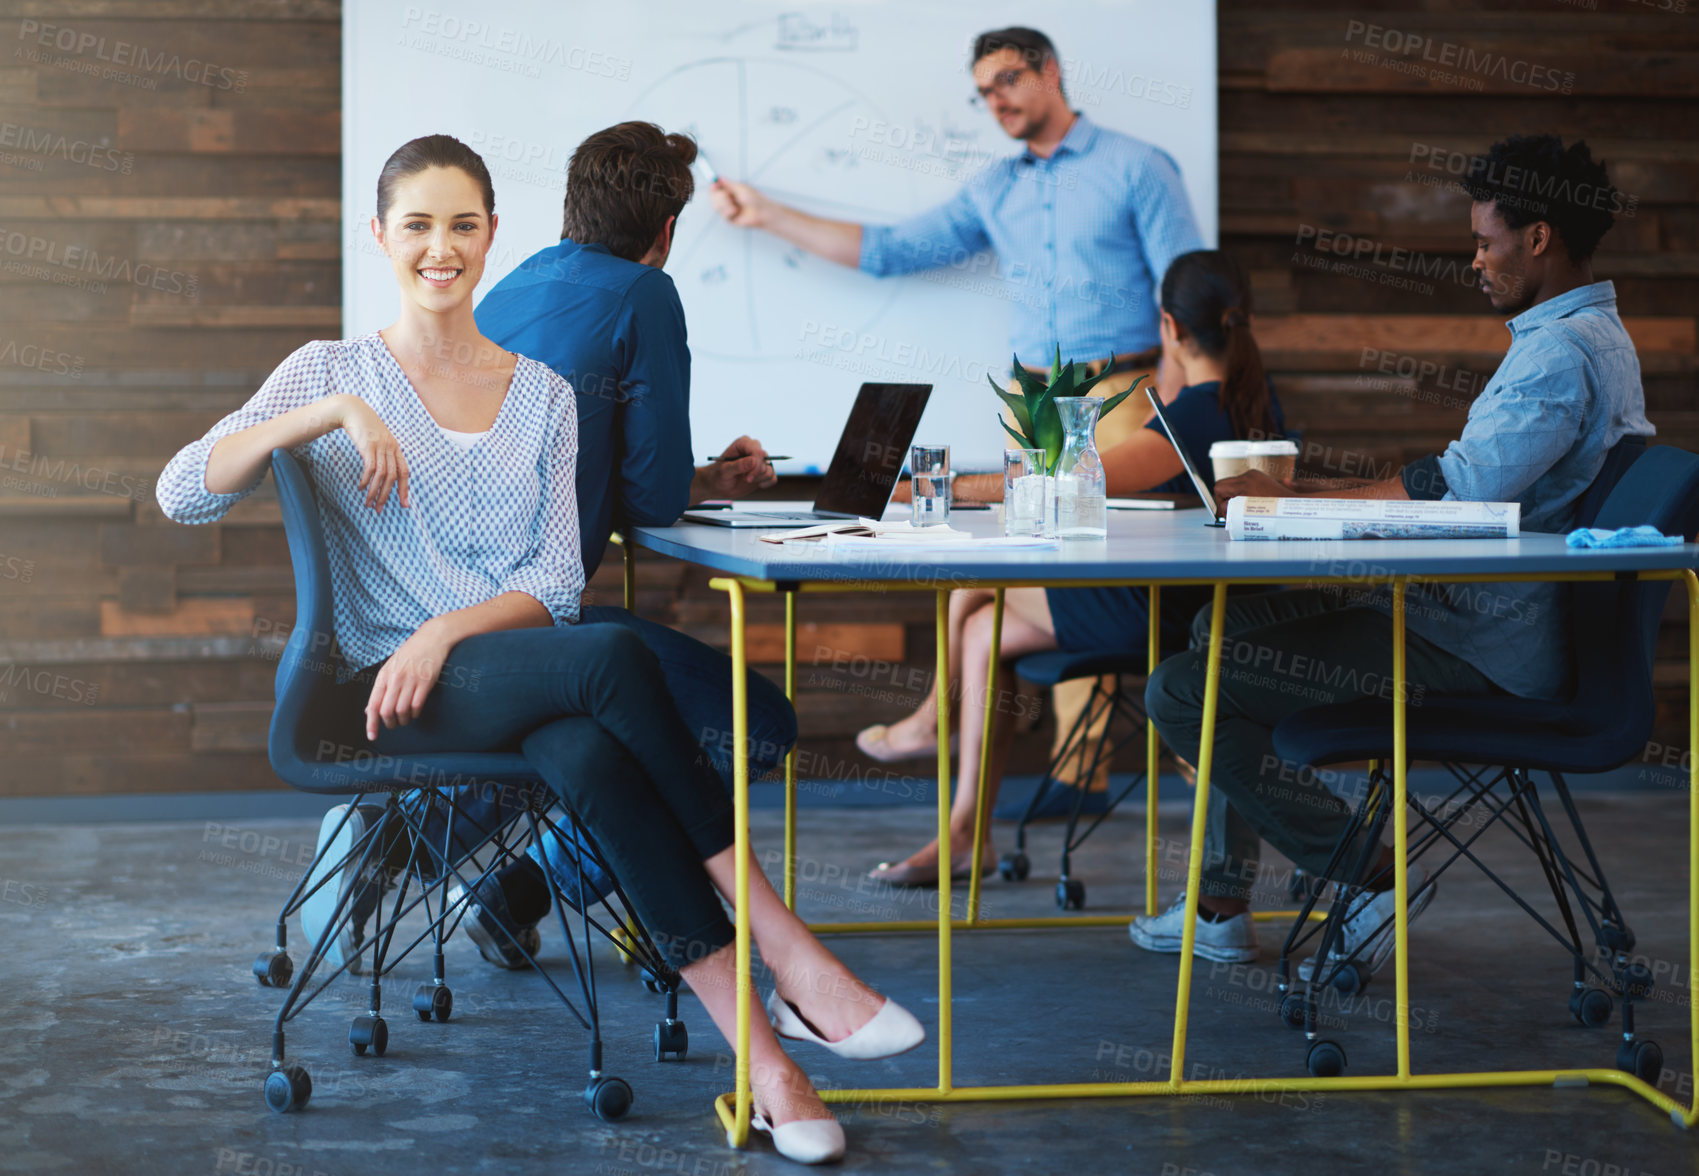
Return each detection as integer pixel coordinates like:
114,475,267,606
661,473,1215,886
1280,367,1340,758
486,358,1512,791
710,25,1203,428
711,25,1204,804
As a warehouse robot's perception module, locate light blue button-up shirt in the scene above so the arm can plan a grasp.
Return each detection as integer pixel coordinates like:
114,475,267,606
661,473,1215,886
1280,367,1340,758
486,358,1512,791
858,114,1203,367
1400,280,1654,699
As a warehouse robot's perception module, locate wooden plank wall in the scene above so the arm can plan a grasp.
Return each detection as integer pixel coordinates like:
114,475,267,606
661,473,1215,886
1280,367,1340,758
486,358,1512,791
0,2,1693,798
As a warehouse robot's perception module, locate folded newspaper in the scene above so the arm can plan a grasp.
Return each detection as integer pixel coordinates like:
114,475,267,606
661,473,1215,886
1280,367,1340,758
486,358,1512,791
1225,497,1520,541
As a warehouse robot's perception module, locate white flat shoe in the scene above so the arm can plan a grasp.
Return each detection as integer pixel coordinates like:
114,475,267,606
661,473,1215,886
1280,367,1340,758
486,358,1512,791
748,1110,846,1165
766,990,926,1060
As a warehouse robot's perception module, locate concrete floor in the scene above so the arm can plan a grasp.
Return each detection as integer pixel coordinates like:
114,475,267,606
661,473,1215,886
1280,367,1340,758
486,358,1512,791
2,793,1696,1175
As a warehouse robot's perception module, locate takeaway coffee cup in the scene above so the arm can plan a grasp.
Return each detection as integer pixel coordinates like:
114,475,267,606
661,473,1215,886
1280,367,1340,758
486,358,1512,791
1246,439,1299,481
1209,440,1253,481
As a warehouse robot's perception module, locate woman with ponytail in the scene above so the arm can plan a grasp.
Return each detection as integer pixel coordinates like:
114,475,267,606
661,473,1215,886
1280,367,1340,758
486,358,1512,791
857,250,1285,889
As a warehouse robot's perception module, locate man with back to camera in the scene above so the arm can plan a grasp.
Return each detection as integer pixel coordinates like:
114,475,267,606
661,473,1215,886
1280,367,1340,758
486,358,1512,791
303,122,802,973
711,24,1206,806
1132,134,1653,975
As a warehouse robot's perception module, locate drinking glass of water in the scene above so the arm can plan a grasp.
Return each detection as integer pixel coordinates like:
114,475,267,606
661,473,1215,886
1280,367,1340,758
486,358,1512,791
1004,447,1047,537
910,444,951,526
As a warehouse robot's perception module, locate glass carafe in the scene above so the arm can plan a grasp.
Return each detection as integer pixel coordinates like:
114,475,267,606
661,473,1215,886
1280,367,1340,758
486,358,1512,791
1052,396,1107,540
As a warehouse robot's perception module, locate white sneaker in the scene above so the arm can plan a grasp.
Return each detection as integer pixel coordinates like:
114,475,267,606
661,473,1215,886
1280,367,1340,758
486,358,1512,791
1128,893,1258,963
1298,864,1436,982
300,804,387,976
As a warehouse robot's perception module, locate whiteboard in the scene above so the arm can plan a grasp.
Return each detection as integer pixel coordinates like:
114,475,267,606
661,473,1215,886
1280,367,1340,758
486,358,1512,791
344,1,1217,470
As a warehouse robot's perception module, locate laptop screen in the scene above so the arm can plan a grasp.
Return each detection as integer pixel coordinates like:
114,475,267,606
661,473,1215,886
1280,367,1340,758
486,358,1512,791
1145,385,1224,524
814,383,932,516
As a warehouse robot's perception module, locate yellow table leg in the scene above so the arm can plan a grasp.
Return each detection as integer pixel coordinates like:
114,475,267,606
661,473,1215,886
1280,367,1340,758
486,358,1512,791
1685,570,1698,1127
1146,583,1161,918
1392,579,1412,1082
936,588,955,1094
729,581,753,1145
967,588,1004,925
784,589,798,911
622,533,636,612
1170,583,1227,1086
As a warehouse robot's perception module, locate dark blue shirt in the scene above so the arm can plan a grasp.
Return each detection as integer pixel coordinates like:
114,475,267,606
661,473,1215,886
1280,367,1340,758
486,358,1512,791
1144,379,1286,495
475,239,693,577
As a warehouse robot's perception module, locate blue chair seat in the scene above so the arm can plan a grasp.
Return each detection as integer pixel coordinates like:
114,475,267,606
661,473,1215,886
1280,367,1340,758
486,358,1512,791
1013,648,1149,687
1275,692,1635,776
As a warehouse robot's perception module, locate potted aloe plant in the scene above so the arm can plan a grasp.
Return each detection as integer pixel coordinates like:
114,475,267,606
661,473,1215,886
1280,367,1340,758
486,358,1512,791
989,346,1145,474
990,348,1148,540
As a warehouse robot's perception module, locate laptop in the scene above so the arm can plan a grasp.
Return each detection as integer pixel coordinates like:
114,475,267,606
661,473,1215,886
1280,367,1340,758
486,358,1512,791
1145,385,1226,527
680,382,932,527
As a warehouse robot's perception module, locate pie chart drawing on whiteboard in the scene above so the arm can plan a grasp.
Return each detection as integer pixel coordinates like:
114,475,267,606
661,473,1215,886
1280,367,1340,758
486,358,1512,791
627,57,918,363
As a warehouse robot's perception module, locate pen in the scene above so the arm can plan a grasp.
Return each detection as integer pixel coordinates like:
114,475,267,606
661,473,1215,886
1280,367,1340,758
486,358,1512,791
704,454,791,462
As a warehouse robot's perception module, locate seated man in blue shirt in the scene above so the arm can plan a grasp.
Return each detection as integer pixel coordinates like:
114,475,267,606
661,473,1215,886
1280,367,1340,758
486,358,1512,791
1133,134,1653,973
306,123,800,972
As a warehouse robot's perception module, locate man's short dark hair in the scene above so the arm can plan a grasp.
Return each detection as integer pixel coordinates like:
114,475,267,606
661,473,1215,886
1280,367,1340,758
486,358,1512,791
560,121,696,262
971,26,1059,76
1460,133,1619,262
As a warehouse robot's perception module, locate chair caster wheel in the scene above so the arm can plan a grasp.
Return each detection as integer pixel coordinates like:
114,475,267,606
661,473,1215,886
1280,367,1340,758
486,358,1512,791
414,983,453,1023
998,852,1030,882
253,951,293,988
1617,1038,1663,1084
585,1075,633,1121
1599,920,1635,953
1279,991,1310,1030
349,1014,388,1057
640,968,664,994
1622,963,1655,1000
264,1063,312,1113
1331,960,1370,996
655,1018,688,1062
1570,987,1614,1027
1289,871,1324,905
1056,878,1085,910
1306,1039,1347,1078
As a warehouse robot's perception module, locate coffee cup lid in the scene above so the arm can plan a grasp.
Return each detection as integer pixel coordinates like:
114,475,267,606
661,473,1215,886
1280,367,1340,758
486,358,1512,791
1209,441,1253,458
1247,440,1299,456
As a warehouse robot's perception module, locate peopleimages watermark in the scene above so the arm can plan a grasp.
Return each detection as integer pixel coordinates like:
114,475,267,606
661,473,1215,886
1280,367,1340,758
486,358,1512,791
397,7,632,81
16,20,248,92
0,443,150,501
1357,346,1484,411
1294,224,1522,299
0,337,84,379
0,121,132,174
0,664,100,705
0,226,198,297
1407,142,1638,219
1342,20,1575,94
798,319,996,386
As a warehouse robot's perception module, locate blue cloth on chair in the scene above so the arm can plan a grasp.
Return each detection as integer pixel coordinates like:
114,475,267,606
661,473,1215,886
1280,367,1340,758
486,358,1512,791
1565,525,1682,548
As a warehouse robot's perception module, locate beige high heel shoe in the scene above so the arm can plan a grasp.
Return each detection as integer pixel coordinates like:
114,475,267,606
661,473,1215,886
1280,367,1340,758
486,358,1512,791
854,722,958,763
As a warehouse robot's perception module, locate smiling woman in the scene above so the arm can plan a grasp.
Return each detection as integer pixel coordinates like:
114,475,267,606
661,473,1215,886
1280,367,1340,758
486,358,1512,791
153,134,920,1166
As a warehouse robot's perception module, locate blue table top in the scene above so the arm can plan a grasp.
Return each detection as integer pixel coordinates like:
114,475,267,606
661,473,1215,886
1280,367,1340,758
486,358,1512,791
631,510,1699,585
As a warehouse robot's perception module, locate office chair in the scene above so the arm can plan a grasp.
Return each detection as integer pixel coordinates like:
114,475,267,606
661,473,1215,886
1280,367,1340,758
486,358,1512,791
1269,440,1698,1080
1000,649,1157,909
253,449,686,1119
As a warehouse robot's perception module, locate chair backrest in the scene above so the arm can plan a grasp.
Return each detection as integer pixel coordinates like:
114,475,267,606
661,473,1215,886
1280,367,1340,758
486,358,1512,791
1567,444,1699,745
1572,434,1648,530
268,448,363,787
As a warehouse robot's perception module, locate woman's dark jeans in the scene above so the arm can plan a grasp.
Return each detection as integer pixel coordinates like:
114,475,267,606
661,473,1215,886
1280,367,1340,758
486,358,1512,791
365,622,743,970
